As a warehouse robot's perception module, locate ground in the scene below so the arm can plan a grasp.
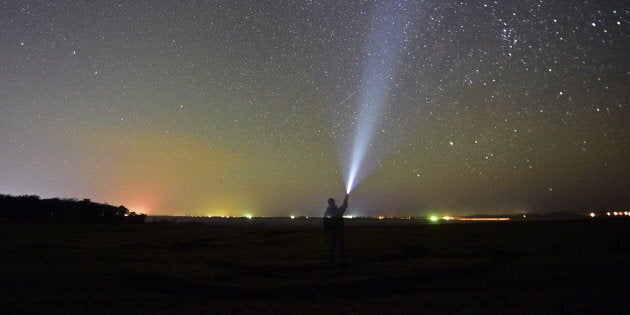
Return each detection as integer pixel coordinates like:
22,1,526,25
0,219,628,314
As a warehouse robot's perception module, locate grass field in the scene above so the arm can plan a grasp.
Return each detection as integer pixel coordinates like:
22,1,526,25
1,219,628,314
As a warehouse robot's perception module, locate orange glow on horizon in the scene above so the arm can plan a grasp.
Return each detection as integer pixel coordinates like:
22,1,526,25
457,217,510,221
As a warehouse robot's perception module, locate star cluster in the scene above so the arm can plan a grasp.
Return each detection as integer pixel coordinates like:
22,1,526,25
1,1,627,216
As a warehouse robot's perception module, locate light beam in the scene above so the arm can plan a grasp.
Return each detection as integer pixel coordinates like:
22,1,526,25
341,1,411,193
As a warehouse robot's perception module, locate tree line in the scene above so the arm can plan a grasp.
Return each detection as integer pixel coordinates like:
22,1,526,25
0,194,145,223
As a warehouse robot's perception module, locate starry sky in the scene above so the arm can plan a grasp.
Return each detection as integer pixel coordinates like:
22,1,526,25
1,1,628,217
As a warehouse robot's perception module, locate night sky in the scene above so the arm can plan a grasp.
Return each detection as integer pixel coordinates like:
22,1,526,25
1,1,628,217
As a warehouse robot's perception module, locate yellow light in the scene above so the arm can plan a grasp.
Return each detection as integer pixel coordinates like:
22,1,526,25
378,216,384,220
442,216,453,220
590,212,596,218
290,215,295,219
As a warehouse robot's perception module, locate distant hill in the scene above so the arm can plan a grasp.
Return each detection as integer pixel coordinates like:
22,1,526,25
0,194,145,223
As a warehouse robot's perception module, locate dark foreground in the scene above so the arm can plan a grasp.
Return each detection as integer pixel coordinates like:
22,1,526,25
1,219,628,314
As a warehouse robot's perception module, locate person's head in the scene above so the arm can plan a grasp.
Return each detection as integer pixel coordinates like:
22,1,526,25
328,198,335,206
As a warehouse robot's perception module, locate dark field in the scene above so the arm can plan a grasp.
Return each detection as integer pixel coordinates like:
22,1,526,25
1,219,628,314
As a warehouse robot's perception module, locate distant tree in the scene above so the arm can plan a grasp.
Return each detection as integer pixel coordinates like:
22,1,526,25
0,194,146,223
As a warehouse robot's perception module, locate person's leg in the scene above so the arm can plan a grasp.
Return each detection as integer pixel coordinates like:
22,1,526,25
325,232,336,266
339,233,347,268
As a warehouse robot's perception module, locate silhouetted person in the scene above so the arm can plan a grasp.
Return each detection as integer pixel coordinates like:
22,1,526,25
324,194,349,267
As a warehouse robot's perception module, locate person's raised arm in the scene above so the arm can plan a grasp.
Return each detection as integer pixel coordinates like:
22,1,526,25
340,194,349,212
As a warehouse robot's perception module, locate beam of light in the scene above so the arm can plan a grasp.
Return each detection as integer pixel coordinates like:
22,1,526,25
342,1,411,194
